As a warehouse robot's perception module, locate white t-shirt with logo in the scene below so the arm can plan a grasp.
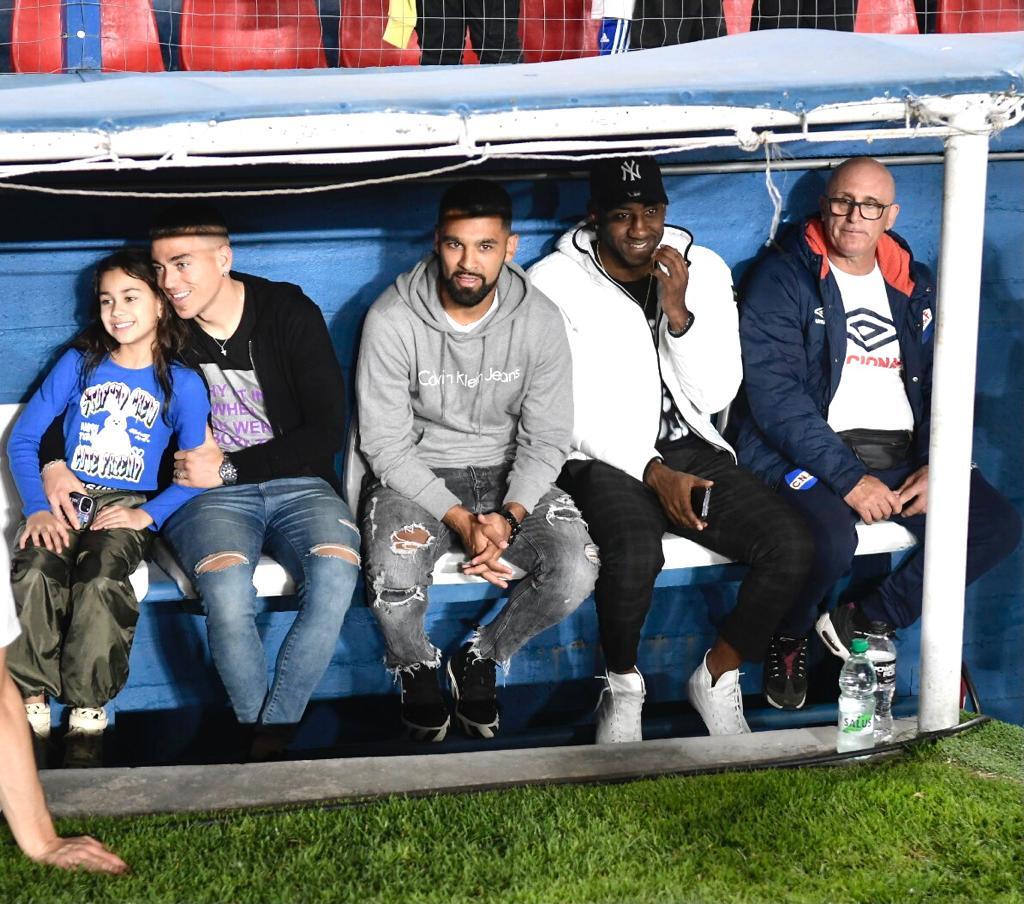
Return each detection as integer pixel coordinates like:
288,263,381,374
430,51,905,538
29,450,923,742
0,541,19,648
826,263,914,434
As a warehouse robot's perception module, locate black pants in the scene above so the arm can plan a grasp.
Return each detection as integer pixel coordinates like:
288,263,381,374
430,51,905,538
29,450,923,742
415,0,523,64
750,0,937,33
776,464,1022,635
630,0,725,48
558,435,815,672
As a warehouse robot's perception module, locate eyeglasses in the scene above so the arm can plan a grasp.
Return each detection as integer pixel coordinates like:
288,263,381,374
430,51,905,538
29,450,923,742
825,197,892,220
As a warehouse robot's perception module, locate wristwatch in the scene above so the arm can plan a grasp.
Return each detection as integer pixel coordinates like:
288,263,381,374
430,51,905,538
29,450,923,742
218,454,238,486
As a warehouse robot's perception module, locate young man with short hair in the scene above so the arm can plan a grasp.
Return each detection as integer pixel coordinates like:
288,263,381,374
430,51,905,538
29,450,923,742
154,205,361,756
357,179,598,742
529,157,816,739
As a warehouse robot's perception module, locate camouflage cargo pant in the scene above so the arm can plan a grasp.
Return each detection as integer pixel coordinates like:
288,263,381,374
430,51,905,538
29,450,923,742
5,490,152,707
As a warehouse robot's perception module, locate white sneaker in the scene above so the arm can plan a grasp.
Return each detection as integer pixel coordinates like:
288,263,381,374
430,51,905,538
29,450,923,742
687,651,751,736
64,707,108,769
25,702,51,740
595,669,646,744
68,706,108,735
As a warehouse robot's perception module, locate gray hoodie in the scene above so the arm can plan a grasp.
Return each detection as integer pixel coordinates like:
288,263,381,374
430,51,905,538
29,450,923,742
357,254,573,521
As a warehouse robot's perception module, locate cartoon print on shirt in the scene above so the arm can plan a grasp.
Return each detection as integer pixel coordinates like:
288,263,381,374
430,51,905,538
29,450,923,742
70,380,160,483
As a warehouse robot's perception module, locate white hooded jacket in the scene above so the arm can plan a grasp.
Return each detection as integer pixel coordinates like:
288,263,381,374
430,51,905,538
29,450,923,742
528,221,741,483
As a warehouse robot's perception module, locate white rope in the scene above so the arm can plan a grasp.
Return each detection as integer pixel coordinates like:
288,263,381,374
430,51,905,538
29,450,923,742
763,141,783,245
0,97,1015,202
0,157,487,199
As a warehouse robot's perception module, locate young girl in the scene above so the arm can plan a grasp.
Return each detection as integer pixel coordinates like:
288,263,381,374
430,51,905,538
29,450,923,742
5,248,210,766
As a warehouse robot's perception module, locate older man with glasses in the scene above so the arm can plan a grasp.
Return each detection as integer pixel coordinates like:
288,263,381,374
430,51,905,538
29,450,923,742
733,156,1021,711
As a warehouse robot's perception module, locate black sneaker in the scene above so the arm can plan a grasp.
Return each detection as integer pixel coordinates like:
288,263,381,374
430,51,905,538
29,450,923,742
446,643,500,739
763,634,808,710
399,664,450,743
816,602,887,661
248,723,299,762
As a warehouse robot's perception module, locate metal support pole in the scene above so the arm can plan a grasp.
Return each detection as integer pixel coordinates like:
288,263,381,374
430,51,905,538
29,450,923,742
918,106,992,732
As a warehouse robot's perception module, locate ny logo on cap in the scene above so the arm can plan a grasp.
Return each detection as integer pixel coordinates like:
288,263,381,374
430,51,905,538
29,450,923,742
621,160,642,182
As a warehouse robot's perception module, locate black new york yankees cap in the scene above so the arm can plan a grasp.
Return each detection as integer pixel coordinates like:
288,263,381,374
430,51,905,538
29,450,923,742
588,157,668,212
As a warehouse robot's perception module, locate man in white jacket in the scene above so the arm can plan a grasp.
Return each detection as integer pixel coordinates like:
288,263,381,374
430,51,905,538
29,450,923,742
529,157,815,739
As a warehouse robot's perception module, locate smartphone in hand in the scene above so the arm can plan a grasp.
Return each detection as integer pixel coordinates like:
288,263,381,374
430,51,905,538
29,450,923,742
690,486,711,521
69,492,95,528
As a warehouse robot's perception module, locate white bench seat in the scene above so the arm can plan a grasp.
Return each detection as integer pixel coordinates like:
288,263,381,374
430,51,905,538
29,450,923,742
1,402,919,604
150,522,919,599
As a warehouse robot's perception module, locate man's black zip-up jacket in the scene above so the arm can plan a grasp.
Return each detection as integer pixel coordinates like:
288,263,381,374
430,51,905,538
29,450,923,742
183,272,346,494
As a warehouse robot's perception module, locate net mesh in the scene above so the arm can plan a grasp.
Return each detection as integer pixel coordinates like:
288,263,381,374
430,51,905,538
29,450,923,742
0,0,1020,74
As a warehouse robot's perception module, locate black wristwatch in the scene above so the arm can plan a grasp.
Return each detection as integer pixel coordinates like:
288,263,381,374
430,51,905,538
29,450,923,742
497,508,522,546
218,453,238,486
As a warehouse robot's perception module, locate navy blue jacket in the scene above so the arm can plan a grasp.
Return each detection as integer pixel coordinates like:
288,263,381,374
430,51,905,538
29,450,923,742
733,218,935,497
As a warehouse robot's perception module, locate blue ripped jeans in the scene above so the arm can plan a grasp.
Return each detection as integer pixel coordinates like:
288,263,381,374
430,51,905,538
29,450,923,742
163,477,360,726
361,466,598,671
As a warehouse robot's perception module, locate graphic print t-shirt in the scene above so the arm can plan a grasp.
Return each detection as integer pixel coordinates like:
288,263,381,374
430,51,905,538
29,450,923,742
191,299,274,453
826,263,914,434
7,350,210,528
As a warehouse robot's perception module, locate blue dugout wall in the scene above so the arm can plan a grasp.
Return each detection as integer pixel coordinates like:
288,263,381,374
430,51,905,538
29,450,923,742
0,145,1021,742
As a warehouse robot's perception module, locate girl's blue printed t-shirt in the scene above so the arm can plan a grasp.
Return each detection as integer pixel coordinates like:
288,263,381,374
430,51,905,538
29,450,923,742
8,350,211,529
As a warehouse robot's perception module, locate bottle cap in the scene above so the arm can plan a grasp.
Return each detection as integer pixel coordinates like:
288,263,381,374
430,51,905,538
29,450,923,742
850,638,869,654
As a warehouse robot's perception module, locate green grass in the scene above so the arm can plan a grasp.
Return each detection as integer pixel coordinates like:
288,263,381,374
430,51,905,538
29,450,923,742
3,720,1023,904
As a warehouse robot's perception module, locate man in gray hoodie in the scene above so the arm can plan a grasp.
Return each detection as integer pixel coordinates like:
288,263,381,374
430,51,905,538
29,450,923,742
357,179,599,742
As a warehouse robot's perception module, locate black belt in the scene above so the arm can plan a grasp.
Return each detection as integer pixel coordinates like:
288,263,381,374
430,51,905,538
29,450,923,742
839,429,913,471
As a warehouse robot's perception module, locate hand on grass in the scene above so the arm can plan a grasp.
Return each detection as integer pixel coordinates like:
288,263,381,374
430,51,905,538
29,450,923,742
29,835,129,874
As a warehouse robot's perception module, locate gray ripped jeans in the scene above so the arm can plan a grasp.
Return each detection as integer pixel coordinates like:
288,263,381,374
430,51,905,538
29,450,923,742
361,465,599,671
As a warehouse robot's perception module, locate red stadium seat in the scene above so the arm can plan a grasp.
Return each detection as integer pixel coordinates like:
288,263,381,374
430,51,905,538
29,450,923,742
520,0,599,61
937,0,1023,31
854,0,918,32
101,0,165,70
340,0,422,66
181,0,327,70
12,0,164,72
723,0,751,32
340,0,597,66
11,0,63,72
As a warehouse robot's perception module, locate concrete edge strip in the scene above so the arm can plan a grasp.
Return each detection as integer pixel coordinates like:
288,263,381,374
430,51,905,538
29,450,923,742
41,720,927,819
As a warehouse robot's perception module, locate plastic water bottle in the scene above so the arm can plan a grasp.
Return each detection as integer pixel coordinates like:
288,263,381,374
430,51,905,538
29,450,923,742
865,622,897,742
837,637,876,753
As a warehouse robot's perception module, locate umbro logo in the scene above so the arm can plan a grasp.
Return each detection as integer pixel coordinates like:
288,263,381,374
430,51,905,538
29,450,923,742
846,308,897,352
813,306,825,325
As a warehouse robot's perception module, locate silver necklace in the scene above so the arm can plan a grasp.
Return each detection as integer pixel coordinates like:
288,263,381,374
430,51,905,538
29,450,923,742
596,244,654,310
208,283,244,356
